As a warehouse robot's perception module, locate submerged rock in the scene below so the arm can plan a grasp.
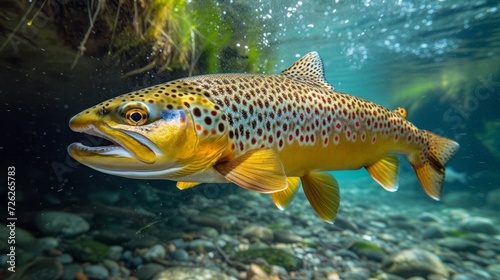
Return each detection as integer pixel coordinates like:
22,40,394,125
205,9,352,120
274,230,303,243
382,249,449,278
84,264,109,279
242,225,274,242
246,264,270,280
350,241,386,261
67,239,110,263
10,257,63,280
437,237,481,252
459,217,497,235
234,248,303,271
123,236,161,250
143,244,167,261
35,211,90,237
334,216,360,232
190,214,230,229
188,239,216,253
62,264,83,280
170,249,190,262
153,267,229,280
136,263,166,280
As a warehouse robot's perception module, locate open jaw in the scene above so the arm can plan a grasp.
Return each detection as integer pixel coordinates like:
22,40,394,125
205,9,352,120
68,124,160,166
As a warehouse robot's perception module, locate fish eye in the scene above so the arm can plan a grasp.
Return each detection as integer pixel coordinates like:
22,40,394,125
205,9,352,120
125,108,148,125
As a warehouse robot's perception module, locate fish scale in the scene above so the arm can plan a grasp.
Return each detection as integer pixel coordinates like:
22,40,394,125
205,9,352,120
68,52,459,222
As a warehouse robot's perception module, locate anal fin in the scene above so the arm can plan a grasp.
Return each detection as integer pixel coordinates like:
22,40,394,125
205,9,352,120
301,172,340,223
365,155,399,192
271,177,301,210
176,181,201,190
214,149,287,193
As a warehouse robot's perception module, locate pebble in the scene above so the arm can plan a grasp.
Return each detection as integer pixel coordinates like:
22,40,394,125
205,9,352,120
153,267,229,280
421,226,446,239
189,239,216,253
242,225,274,242
382,249,449,278
459,217,497,235
197,226,220,239
170,249,190,262
13,258,64,280
436,237,481,252
334,216,360,232
123,236,161,250
62,264,83,280
246,264,270,280
102,259,120,275
274,230,303,243
55,253,73,264
107,245,124,261
35,211,90,236
32,237,60,255
136,263,166,280
143,244,166,261
190,214,230,229
84,264,109,280
341,267,371,280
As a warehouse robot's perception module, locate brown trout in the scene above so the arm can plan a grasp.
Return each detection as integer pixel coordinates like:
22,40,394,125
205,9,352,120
68,52,459,222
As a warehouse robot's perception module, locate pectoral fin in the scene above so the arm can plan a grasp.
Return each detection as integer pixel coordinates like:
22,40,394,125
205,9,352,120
301,172,340,223
176,181,201,190
271,177,301,210
365,155,399,192
214,149,287,193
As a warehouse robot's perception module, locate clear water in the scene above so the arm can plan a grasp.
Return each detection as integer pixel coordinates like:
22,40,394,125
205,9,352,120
1,0,499,279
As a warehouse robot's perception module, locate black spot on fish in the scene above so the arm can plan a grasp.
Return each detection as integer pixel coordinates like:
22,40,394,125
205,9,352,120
193,107,202,118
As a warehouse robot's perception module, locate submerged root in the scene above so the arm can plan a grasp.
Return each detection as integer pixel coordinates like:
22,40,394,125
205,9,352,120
71,0,104,69
0,0,39,52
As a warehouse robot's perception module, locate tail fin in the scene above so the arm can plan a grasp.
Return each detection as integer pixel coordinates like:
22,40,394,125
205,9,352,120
412,131,459,200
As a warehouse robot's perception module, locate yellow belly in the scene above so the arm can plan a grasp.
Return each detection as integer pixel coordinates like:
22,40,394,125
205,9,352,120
277,132,413,176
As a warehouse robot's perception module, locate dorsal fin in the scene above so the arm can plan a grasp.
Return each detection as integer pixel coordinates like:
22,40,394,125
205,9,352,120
281,52,333,90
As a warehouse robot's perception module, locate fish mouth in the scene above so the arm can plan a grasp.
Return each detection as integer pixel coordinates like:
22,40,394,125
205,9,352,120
68,123,159,167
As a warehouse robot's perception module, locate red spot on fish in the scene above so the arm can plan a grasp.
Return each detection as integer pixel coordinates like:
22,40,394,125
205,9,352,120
336,123,341,129
324,138,328,145
355,121,360,127
195,124,202,131
408,136,412,141
289,135,293,141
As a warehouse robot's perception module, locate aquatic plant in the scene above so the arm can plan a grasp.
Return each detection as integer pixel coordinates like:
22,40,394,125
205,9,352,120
0,0,274,77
